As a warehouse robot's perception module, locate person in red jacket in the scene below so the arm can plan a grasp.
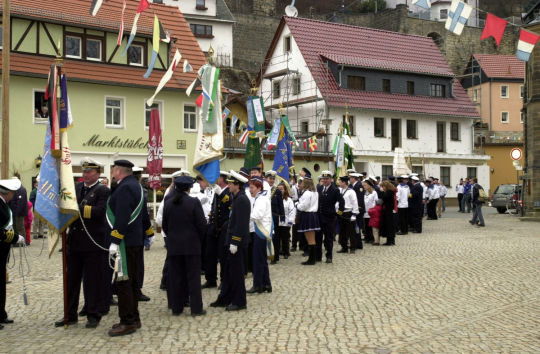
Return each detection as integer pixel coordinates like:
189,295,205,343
368,202,382,245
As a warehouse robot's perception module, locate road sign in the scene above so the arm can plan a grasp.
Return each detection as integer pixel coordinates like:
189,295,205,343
511,148,522,160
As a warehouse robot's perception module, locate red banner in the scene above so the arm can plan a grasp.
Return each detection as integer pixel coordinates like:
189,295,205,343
147,109,163,190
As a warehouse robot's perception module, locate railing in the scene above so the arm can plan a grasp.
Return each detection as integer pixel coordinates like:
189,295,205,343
223,131,332,155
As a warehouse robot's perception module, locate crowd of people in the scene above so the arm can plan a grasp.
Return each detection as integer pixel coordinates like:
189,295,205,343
0,158,488,336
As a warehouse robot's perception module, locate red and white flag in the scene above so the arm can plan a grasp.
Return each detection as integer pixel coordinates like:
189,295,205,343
480,13,507,47
117,0,127,46
239,130,249,144
147,109,163,190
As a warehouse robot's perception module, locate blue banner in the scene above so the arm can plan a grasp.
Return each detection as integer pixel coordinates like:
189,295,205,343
272,126,293,182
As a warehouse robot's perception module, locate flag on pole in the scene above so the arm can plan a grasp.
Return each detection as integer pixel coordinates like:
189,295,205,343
45,64,60,156
516,30,540,62
272,126,294,185
266,118,281,150
238,129,249,144
230,115,238,136
308,135,318,152
480,13,507,46
445,0,472,36
59,74,73,128
143,15,162,78
411,0,431,9
122,0,150,56
280,115,298,146
90,0,104,16
117,0,127,46
147,49,182,107
247,97,265,137
195,94,204,107
244,133,262,170
147,109,163,190
222,108,230,121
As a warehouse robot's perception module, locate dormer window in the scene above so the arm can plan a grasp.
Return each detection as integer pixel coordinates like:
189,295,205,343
382,79,391,93
430,83,446,97
65,35,82,59
128,44,144,67
196,0,207,10
347,76,365,90
284,36,292,53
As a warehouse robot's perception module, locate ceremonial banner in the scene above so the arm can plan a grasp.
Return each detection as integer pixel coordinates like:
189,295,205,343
122,0,150,56
411,0,431,9
517,30,540,62
343,118,354,169
147,49,182,106
309,135,318,152
45,65,60,155
445,0,472,36
193,79,224,185
199,65,220,134
267,118,281,150
59,74,73,128
272,126,294,183
147,110,163,190
247,97,265,137
230,115,238,136
238,129,249,144
480,13,507,47
117,0,127,46
244,133,262,170
280,115,298,146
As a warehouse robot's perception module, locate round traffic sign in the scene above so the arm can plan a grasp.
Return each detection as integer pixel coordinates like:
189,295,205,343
511,148,522,160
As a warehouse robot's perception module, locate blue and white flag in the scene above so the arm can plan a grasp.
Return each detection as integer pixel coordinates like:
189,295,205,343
411,0,431,9
445,0,472,36
222,107,230,121
230,115,238,136
266,118,281,150
272,127,294,183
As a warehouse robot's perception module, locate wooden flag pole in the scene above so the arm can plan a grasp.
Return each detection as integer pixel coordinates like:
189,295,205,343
1,0,10,178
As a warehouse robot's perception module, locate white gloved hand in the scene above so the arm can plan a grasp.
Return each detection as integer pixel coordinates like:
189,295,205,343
229,244,238,254
109,243,119,256
17,235,25,244
351,215,356,222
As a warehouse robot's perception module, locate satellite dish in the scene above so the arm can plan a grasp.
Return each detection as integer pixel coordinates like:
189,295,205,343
285,5,298,17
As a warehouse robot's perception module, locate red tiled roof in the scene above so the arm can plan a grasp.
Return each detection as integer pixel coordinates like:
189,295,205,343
472,54,525,79
269,17,479,118
0,0,206,90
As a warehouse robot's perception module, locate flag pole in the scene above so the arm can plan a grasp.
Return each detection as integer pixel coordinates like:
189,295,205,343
1,0,10,178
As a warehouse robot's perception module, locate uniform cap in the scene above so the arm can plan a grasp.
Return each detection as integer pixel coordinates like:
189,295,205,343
113,159,134,168
132,166,144,173
369,176,377,182
411,176,419,181
81,157,103,171
302,167,311,176
320,170,332,178
0,178,21,192
389,175,396,181
350,173,361,178
220,171,230,177
250,166,262,172
265,170,277,177
346,169,356,175
400,175,409,179
171,170,184,178
227,170,248,184
250,176,264,184
174,176,194,189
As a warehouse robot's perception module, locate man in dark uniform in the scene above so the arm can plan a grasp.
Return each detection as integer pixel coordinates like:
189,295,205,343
210,170,250,311
132,167,151,302
54,158,110,328
349,172,365,248
203,171,232,289
0,178,26,330
410,176,424,233
265,170,284,264
107,160,153,337
316,170,344,263
162,176,207,316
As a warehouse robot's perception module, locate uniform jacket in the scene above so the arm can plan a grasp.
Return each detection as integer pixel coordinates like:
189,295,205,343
0,197,19,247
251,191,273,234
297,190,319,213
280,197,296,227
270,186,285,224
410,183,424,209
68,181,110,252
317,183,344,221
338,187,359,215
9,186,28,217
108,175,153,247
396,183,410,209
227,189,251,248
352,181,366,215
162,192,207,255
363,190,378,218
208,186,232,238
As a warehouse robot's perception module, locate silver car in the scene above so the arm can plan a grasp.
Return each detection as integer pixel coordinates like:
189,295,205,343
491,184,520,214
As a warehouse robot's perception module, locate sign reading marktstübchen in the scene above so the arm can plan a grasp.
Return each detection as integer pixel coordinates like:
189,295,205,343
82,134,149,150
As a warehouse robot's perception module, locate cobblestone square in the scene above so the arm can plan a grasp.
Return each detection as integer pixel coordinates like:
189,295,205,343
3,208,540,353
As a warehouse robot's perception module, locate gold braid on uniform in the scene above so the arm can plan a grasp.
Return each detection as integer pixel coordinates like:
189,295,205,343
4,229,14,243
145,226,154,236
337,210,343,215
231,236,242,242
111,229,124,240
83,205,92,219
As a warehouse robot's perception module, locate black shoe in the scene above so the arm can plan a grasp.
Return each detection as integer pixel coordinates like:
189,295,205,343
270,260,277,265
55,318,77,327
315,257,322,262
336,249,348,253
264,285,272,293
172,310,183,316
382,243,393,246
201,281,217,289
191,310,206,317
78,309,87,317
477,224,485,227
283,254,289,259
325,258,332,263
246,287,263,294
469,220,474,225
138,294,151,302
85,318,100,329
225,304,246,311
0,318,13,324
210,300,226,308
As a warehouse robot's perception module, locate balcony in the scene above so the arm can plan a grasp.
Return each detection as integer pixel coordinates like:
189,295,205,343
223,132,332,156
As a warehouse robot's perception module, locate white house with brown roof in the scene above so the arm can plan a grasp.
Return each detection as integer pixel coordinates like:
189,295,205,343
259,16,490,196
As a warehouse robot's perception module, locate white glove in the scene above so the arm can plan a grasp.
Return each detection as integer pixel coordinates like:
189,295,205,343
17,235,25,244
109,243,119,256
229,244,238,254
149,236,155,244
351,215,356,222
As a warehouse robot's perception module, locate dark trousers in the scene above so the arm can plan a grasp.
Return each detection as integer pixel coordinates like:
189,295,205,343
316,216,336,260
272,216,280,261
244,233,254,275
398,208,408,234
457,193,464,211
338,213,355,251
67,250,105,321
411,206,423,233
137,246,145,296
427,199,439,219
393,213,399,233
216,248,246,307
291,224,299,250
355,216,363,249
205,227,219,284
252,233,271,288
116,246,142,326
0,245,10,321
363,218,374,242
278,226,291,256
167,254,202,314
161,239,169,289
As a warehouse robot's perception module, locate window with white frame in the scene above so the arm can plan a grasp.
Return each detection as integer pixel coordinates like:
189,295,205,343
33,90,48,123
86,38,102,61
472,88,478,102
300,121,309,134
521,112,524,124
65,35,82,59
501,85,509,98
144,101,163,129
440,9,448,19
184,104,197,131
292,76,301,95
501,111,509,123
128,44,144,66
273,81,281,98
105,97,124,128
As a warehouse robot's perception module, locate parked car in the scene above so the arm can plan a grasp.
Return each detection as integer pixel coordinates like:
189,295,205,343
490,184,521,214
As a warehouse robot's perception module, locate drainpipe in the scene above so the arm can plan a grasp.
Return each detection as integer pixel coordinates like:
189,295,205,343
339,64,344,87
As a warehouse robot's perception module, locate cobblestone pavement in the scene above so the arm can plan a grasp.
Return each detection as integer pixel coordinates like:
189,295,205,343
3,207,540,353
